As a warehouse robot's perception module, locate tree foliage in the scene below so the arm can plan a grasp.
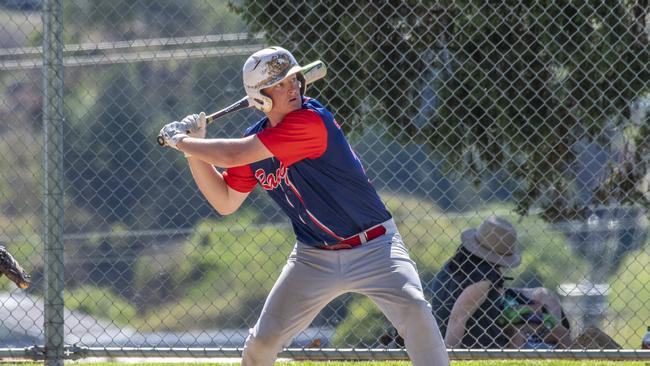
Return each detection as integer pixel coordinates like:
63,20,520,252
231,0,650,221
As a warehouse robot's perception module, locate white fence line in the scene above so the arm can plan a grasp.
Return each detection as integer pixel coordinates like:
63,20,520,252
2,346,650,361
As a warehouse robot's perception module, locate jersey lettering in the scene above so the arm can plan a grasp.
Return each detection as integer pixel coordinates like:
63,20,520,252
255,163,288,190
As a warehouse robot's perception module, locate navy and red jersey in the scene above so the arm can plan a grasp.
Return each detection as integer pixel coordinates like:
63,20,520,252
222,97,391,246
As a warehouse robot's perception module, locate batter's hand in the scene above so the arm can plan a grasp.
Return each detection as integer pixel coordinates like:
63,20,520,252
181,112,206,139
0,246,31,289
158,121,189,151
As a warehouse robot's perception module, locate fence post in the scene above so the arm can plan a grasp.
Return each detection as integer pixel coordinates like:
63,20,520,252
42,0,65,364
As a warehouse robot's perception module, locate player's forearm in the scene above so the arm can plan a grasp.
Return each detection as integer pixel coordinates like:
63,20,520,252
187,158,240,215
179,135,270,168
178,138,240,167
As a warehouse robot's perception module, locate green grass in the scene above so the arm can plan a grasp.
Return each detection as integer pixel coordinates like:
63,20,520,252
7,361,648,366
294,363,646,366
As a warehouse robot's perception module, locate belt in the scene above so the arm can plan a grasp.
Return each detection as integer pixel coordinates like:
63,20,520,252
318,224,387,250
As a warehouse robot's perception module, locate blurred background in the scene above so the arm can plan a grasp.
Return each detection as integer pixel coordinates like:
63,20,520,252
0,0,649,357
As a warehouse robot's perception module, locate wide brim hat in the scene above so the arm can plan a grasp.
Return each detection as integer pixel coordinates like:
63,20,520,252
460,215,521,268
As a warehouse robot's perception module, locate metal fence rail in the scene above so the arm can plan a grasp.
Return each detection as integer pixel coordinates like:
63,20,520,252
2,346,650,361
0,0,649,364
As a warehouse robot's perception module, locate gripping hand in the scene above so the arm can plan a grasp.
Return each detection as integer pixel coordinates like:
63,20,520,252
181,112,206,138
0,246,31,289
158,121,189,150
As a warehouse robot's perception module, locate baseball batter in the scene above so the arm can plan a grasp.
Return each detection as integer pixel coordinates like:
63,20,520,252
159,46,449,365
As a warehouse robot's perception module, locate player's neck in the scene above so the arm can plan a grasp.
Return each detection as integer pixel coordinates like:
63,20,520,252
266,107,299,127
266,113,283,127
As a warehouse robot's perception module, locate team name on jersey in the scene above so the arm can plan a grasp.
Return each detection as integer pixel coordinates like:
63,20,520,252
255,163,288,190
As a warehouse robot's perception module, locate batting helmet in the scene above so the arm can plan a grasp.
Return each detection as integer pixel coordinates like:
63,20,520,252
243,46,307,113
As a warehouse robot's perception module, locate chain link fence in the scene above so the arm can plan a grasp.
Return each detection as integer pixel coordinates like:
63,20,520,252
1,0,649,362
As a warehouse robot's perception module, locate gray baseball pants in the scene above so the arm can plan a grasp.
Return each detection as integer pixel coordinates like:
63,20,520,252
241,219,449,365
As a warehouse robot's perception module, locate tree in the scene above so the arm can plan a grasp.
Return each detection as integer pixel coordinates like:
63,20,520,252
231,0,650,221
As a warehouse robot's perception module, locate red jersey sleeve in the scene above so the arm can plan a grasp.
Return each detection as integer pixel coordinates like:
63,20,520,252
222,164,257,193
256,109,327,166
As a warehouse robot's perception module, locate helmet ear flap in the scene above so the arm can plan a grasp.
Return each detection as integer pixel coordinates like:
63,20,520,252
252,94,273,113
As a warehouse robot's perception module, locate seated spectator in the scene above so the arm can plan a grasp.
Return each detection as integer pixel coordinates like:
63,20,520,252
428,216,571,349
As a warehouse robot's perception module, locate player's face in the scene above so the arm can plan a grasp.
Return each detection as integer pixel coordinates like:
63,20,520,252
264,74,302,115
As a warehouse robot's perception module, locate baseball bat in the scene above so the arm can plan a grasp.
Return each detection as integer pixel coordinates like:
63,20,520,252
157,60,327,146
